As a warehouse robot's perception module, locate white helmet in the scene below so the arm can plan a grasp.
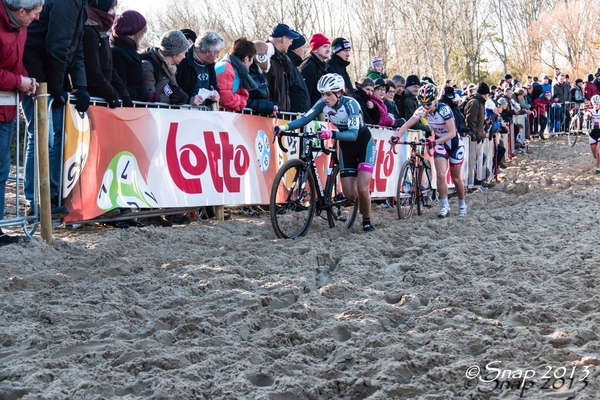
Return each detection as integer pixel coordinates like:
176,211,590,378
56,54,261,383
317,73,345,94
592,95,600,104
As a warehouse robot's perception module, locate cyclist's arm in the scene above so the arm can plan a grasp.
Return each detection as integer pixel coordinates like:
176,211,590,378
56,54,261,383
333,97,362,141
395,115,421,137
284,100,326,131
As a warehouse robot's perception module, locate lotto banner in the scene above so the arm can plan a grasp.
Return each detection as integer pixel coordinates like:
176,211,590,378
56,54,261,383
62,105,470,222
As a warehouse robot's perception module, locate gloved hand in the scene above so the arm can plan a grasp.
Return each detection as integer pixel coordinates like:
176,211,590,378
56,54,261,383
48,86,69,109
427,139,436,150
319,129,333,140
121,96,133,108
73,87,90,112
274,125,287,137
168,85,188,105
413,106,426,119
107,90,120,109
389,135,400,145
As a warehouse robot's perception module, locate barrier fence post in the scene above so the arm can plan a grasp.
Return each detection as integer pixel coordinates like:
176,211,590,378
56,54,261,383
35,83,52,244
211,101,225,221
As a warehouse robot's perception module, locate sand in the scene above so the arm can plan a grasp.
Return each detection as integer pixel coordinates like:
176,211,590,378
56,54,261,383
1,136,600,399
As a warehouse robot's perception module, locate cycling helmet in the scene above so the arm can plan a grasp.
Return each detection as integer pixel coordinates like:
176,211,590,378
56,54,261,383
417,83,438,105
317,73,345,94
592,95,600,104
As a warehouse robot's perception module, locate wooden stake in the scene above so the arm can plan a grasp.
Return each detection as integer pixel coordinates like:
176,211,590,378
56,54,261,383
36,83,53,244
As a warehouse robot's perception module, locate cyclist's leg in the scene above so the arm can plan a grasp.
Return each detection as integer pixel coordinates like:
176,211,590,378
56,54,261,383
340,175,357,201
434,156,448,200
450,165,465,200
356,168,373,219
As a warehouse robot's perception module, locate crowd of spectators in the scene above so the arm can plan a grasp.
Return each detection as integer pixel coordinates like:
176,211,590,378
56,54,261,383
1,0,598,244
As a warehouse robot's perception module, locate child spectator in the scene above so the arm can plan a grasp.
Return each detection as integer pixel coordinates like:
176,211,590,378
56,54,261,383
247,41,278,116
366,56,387,80
549,94,563,134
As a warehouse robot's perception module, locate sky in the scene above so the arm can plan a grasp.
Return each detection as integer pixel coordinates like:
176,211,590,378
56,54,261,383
117,0,165,15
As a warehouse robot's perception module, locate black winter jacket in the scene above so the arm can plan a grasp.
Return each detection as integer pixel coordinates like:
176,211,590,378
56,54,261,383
176,46,219,105
326,55,355,97
83,24,130,105
23,0,87,92
247,63,277,115
267,47,293,112
300,53,328,105
110,35,149,101
354,85,380,125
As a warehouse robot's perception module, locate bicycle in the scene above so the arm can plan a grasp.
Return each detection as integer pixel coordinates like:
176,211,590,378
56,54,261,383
390,139,436,219
567,107,587,147
269,130,359,239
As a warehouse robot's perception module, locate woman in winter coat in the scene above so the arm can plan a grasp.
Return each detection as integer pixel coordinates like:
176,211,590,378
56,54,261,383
83,0,132,107
215,37,257,112
368,78,396,127
141,30,190,104
247,41,278,116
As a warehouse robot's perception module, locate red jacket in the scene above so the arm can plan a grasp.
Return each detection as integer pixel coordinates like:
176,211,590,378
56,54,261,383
0,0,27,122
583,82,599,101
533,97,550,116
215,55,249,112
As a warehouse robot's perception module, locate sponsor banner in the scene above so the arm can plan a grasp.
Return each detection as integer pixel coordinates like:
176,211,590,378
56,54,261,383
62,105,471,221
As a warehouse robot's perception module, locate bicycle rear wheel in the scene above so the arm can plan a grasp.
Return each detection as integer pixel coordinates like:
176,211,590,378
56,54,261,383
417,160,433,216
396,160,416,220
567,117,579,147
325,165,358,229
269,159,316,239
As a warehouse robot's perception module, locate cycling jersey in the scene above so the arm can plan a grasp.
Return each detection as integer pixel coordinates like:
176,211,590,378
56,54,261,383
285,96,377,177
427,103,465,166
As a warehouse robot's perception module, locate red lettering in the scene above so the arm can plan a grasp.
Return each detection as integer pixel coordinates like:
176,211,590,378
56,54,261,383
166,122,207,194
372,139,394,192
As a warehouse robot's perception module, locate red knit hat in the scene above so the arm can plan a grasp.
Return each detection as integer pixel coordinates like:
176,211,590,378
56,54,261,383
309,33,330,52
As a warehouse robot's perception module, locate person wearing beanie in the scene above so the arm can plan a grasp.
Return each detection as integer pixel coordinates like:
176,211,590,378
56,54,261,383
110,10,151,102
366,55,387,80
326,37,354,97
583,73,600,101
571,77,585,107
247,40,278,116
215,37,257,112
353,77,381,125
396,74,431,135
140,30,191,104
180,28,197,45
300,33,331,104
504,73,513,87
83,0,133,109
287,34,306,67
177,30,223,107
22,0,92,220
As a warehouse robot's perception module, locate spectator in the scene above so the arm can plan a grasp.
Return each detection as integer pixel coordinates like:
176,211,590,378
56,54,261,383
553,73,570,131
300,33,331,105
285,32,310,113
464,83,489,185
444,79,453,88
400,75,432,136
353,78,380,125
440,86,469,137
504,74,514,88
176,30,223,107
366,56,387,80
383,79,402,125
267,23,298,112
583,74,599,101
23,0,91,219
531,75,543,101
541,74,552,94
0,0,43,245
247,40,277,116
526,75,533,85
326,37,354,97
83,0,132,108
369,78,396,127
215,37,257,112
180,28,197,45
110,10,151,102
549,94,564,134
571,78,585,107
594,71,600,93
533,91,552,137
141,30,191,104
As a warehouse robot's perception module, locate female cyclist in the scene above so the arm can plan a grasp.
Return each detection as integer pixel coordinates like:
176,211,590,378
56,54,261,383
390,83,467,217
586,94,600,174
274,73,377,232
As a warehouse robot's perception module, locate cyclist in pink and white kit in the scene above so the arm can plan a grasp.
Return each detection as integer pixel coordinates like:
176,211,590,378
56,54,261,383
391,83,467,217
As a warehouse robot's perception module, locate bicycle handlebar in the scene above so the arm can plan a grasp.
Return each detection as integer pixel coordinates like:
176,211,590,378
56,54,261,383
389,138,429,155
275,130,335,155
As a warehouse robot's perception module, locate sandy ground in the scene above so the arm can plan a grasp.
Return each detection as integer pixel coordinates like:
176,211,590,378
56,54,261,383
1,136,600,400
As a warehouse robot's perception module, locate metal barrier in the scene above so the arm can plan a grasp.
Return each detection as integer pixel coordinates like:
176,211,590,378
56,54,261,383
0,91,37,239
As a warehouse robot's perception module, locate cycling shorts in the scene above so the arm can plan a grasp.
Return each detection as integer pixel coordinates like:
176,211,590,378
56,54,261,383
339,127,377,178
434,135,465,167
589,129,600,145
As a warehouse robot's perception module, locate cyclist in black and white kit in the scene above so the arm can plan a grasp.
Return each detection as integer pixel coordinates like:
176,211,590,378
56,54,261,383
391,83,467,217
586,94,600,174
274,73,377,232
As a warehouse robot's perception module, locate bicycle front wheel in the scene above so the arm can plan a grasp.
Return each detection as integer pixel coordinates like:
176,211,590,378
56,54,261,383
396,160,416,220
269,159,316,239
567,118,579,147
325,165,358,229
